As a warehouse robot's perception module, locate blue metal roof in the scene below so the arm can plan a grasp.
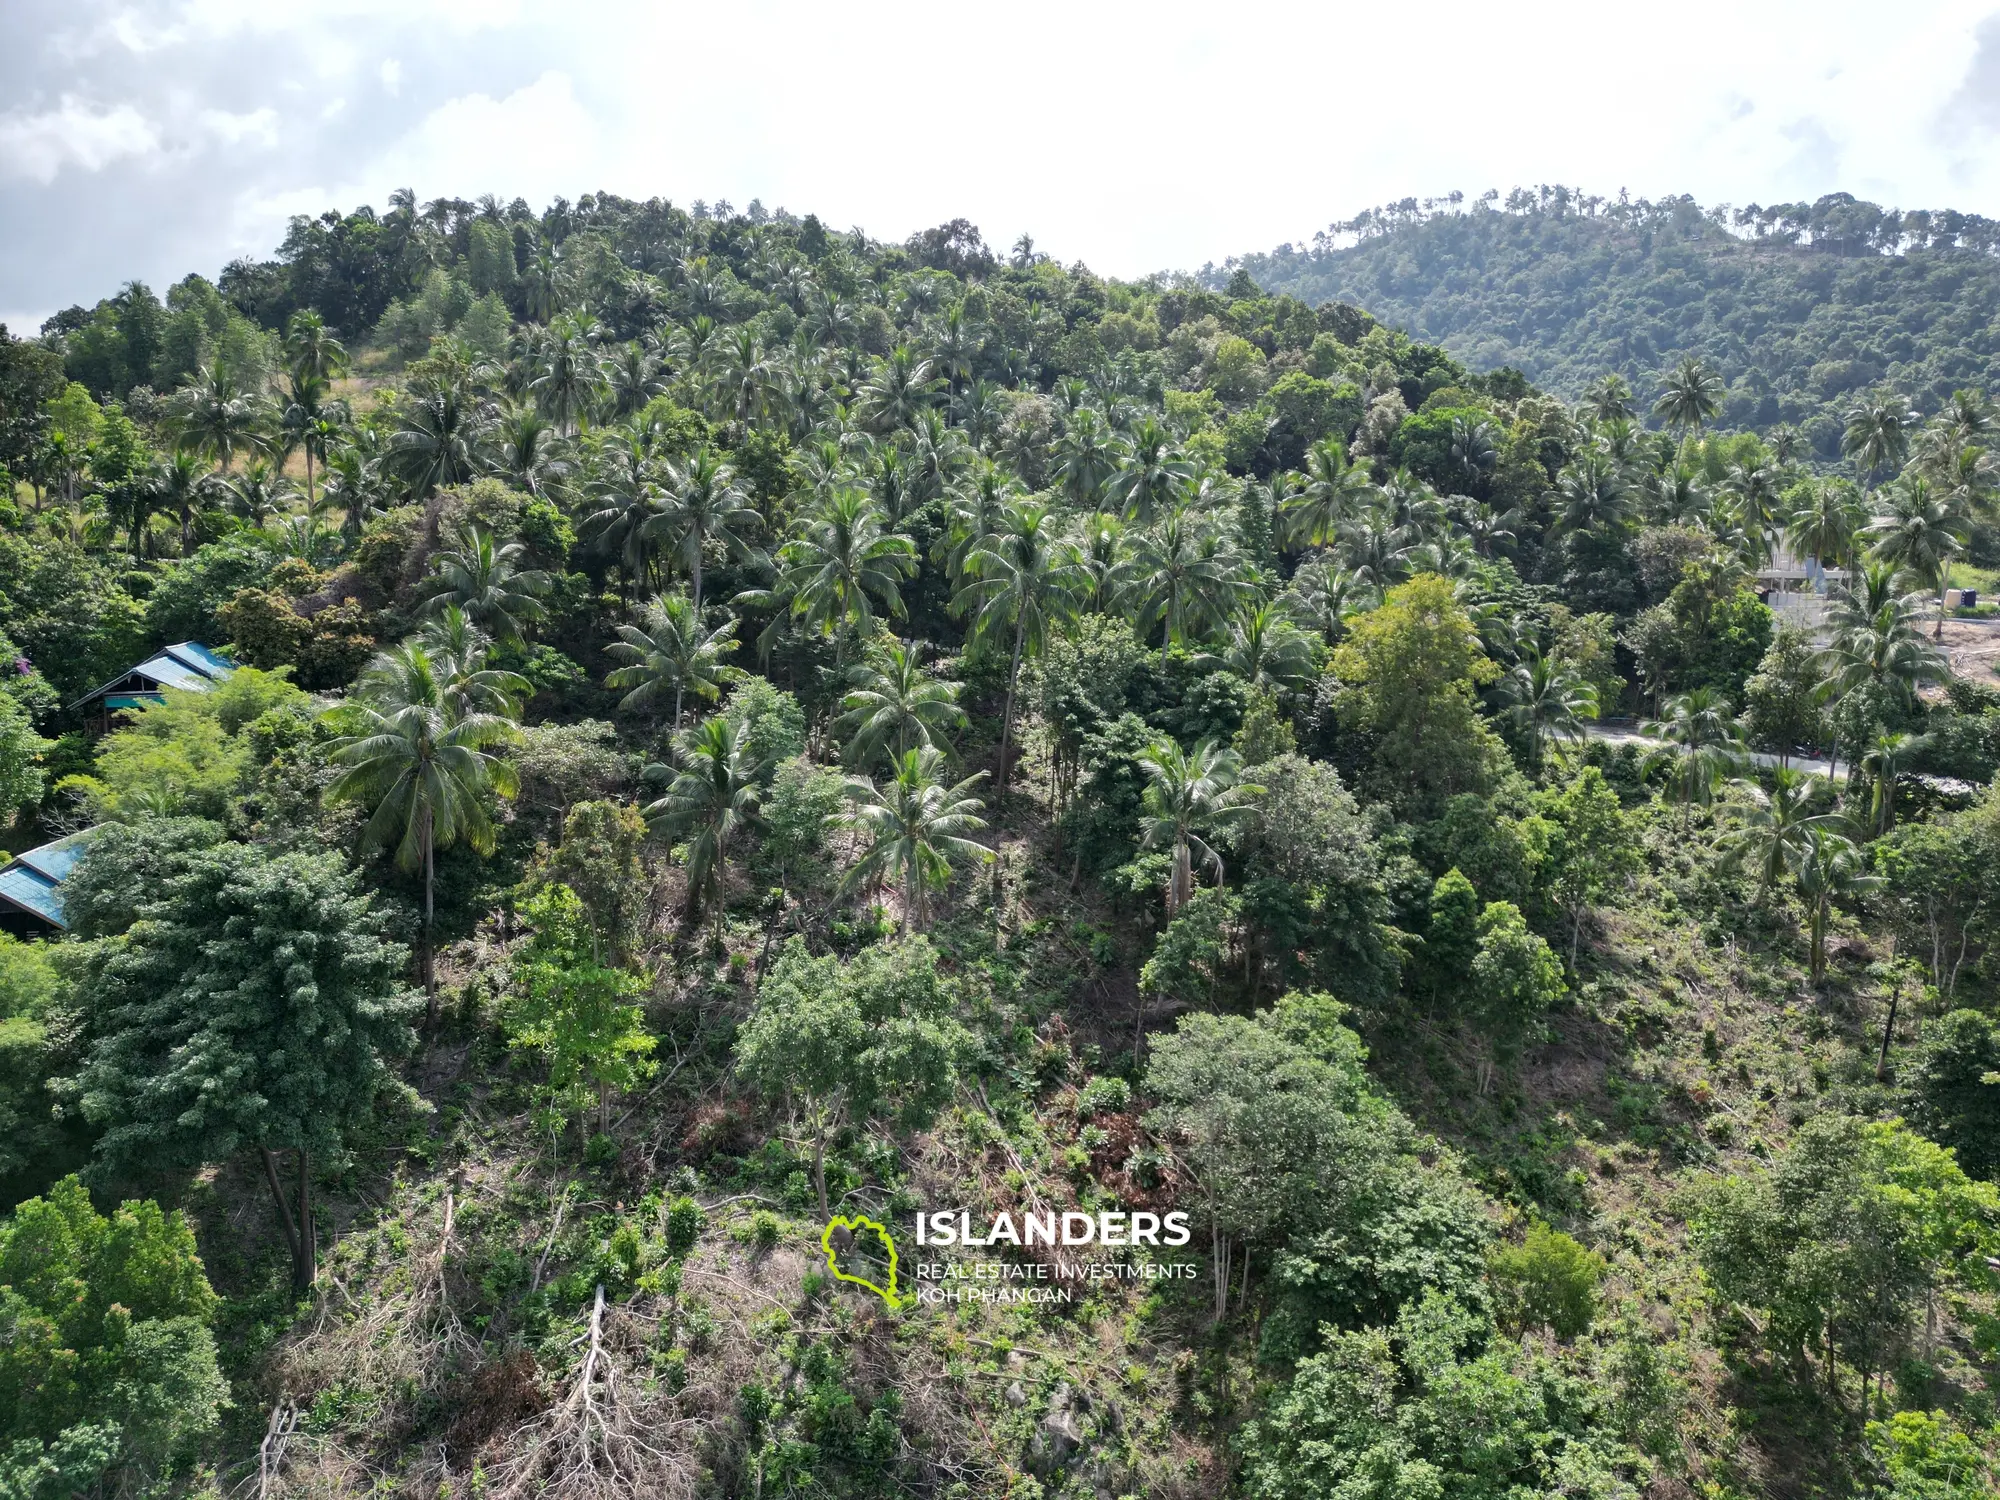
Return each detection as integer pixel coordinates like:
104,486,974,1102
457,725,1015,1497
164,642,236,677
0,867,63,926
74,642,235,708
0,826,106,930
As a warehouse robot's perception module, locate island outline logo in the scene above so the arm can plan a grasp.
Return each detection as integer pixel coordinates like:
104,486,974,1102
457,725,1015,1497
820,1214,902,1308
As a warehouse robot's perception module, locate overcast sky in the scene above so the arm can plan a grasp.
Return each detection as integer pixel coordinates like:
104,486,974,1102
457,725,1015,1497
6,0,2000,333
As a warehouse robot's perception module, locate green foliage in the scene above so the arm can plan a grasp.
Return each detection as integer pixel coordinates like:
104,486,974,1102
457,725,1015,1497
522,799,650,963
1333,574,1503,810
1489,1222,1604,1339
0,1177,224,1497
1238,1291,1627,1500
0,535,146,703
726,675,808,772
1468,901,1566,1035
505,884,657,1135
1231,191,2000,445
1691,1115,2000,1389
735,937,971,1214
55,669,303,823
66,834,419,1174
1907,1010,2000,1181
1865,1409,1996,1499
0,694,50,815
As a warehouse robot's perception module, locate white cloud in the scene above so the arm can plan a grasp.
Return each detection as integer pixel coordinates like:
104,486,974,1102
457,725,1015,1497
197,106,278,148
13,0,2000,324
0,96,159,183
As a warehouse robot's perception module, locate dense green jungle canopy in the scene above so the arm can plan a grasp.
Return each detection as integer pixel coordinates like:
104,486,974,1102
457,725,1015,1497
1217,187,2000,455
0,187,1998,1500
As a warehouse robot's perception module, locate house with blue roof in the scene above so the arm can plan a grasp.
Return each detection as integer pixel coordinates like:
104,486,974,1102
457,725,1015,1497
0,825,105,936
72,641,235,728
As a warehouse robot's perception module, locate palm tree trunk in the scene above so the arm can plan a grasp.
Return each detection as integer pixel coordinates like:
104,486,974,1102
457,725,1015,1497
423,819,438,1029
297,1146,316,1290
997,613,1026,793
691,550,703,615
260,1146,303,1280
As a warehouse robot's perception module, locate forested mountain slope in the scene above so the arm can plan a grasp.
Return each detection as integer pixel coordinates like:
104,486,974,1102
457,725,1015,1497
1218,189,2000,455
0,191,1998,1500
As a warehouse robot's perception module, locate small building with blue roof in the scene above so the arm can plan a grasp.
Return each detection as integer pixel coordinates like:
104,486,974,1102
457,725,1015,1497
0,825,105,936
72,641,235,728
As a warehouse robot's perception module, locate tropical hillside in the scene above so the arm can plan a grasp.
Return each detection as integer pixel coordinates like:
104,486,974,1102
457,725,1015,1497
0,192,1999,1500
1216,188,2000,456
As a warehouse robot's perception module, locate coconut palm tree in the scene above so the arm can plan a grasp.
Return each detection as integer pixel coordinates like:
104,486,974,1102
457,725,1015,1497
1786,481,1865,572
957,501,1092,791
1723,769,1844,901
1501,650,1598,771
1284,436,1373,547
324,641,522,1023
423,524,550,643
417,605,530,718
1652,356,1724,445
221,459,295,528
387,372,493,496
580,424,663,593
1553,453,1634,536
1646,688,1750,828
1050,406,1127,511
605,592,744,728
1643,464,1711,528
492,405,571,499
644,715,765,928
169,364,268,473
1203,599,1319,697
1843,394,1918,484
839,639,966,767
1790,827,1880,985
1136,737,1263,916
1284,557,1378,643
833,745,992,931
1865,478,1967,637
1585,373,1637,422
1118,508,1248,648
529,315,604,436
604,341,665,418
279,311,350,508
939,462,1017,583
643,444,760,613
856,346,941,433
1109,416,1194,525
1858,729,1930,837
778,488,919,646
1720,462,1785,568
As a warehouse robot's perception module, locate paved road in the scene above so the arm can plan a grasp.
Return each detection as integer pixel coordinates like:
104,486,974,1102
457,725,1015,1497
1584,724,1848,781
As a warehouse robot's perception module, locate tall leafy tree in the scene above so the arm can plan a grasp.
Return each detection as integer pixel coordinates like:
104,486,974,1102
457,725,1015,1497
644,443,760,612
422,523,551,644
505,883,655,1137
66,834,417,1290
735,937,970,1217
1646,687,1750,828
1865,478,1967,637
1652,355,1724,445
